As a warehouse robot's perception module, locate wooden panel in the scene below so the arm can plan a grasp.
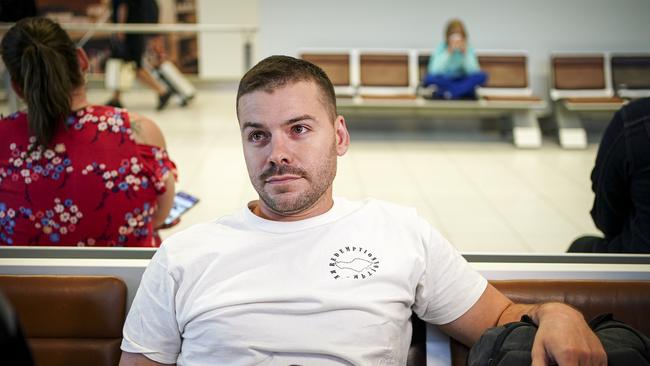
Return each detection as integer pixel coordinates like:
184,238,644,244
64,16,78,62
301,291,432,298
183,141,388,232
565,97,624,104
483,95,542,102
360,54,410,87
479,56,528,88
359,94,417,100
611,56,650,89
301,54,350,86
553,56,606,90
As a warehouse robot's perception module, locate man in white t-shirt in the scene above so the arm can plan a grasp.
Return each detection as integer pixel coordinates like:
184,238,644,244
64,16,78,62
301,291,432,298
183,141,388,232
119,56,606,366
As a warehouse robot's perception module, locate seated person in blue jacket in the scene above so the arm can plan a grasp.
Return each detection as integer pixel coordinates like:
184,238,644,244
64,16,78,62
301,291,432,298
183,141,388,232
423,19,487,100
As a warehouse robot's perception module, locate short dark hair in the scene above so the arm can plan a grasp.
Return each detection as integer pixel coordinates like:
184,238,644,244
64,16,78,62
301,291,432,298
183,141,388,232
1,17,83,148
236,55,337,120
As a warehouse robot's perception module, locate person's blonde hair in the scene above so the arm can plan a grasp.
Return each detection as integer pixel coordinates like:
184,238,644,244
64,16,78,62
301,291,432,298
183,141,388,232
445,18,468,41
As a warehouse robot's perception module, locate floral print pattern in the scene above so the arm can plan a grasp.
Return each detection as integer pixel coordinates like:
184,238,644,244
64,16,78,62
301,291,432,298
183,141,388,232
0,202,17,245
0,105,177,246
16,198,83,243
66,106,134,144
0,139,73,201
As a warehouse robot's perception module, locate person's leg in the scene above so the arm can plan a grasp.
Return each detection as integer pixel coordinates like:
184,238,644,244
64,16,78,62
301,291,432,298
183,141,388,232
125,34,173,110
424,74,453,98
567,235,607,253
136,67,166,95
106,90,123,108
445,71,488,99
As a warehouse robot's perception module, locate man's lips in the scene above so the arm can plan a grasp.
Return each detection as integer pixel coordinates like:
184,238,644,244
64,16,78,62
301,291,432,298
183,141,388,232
265,175,302,184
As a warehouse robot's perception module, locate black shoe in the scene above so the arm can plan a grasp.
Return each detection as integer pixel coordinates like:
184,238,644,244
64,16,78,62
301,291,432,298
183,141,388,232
180,94,195,107
157,91,173,111
106,99,123,108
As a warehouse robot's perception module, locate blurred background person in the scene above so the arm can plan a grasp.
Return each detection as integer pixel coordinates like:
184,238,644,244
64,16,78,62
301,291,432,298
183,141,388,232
568,98,650,253
0,17,176,246
107,0,173,110
423,19,487,100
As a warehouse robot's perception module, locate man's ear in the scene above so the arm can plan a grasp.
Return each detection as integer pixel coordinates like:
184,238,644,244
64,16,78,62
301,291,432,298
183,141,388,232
334,115,350,156
76,47,90,73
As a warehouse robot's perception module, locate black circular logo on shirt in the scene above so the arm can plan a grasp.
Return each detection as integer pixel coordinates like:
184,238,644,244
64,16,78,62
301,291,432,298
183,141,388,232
328,245,380,280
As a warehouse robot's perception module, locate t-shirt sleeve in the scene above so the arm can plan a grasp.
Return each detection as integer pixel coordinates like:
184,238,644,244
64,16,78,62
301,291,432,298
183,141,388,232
137,144,178,194
121,247,181,364
412,217,487,324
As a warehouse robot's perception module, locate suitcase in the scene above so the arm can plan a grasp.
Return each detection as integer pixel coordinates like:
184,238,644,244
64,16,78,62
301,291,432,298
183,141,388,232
104,58,136,92
154,61,196,106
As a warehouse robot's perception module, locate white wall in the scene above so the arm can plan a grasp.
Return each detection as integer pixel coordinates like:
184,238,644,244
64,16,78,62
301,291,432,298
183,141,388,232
257,0,650,97
197,0,258,79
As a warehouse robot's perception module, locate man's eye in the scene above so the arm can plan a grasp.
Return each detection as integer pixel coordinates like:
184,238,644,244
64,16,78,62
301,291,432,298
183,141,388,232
249,131,266,142
292,125,307,134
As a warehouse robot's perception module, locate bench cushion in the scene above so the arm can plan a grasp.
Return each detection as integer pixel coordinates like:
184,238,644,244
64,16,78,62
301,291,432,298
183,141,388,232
611,55,650,90
360,54,410,87
479,56,528,88
0,275,127,366
300,53,351,86
553,56,606,90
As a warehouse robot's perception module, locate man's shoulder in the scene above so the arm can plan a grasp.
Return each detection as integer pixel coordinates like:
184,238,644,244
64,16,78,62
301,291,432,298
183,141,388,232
160,211,249,252
361,197,418,215
353,198,421,227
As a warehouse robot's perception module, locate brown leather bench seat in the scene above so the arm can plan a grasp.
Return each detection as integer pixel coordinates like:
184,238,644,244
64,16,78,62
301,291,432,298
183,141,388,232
0,275,126,366
409,279,650,366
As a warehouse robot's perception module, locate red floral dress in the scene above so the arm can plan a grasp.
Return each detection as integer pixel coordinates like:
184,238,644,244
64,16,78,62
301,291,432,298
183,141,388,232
0,106,177,246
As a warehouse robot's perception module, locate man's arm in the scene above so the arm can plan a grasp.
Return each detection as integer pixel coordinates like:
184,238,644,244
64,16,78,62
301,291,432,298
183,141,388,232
119,351,175,366
439,284,607,366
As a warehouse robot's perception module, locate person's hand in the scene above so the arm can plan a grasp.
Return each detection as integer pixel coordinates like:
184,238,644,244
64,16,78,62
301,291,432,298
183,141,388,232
158,217,180,230
531,303,606,366
448,37,466,54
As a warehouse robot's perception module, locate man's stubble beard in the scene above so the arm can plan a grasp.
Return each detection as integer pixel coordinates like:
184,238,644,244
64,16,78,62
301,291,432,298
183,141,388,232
252,143,337,215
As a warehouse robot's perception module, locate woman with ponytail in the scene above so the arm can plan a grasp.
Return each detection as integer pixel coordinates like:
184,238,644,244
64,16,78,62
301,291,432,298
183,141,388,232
0,17,177,246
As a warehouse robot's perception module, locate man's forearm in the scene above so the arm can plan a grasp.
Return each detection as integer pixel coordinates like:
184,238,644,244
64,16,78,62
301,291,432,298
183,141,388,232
497,302,540,325
497,302,584,326
119,352,175,366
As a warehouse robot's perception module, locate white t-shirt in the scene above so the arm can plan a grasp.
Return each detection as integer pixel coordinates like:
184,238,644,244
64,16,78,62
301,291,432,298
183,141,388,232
121,198,487,366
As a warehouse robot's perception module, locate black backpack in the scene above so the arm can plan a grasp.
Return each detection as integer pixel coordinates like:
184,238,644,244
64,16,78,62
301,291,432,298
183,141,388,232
467,313,650,366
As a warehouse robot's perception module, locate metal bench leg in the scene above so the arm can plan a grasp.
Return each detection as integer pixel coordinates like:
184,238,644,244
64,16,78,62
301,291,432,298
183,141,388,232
555,103,587,149
512,110,542,148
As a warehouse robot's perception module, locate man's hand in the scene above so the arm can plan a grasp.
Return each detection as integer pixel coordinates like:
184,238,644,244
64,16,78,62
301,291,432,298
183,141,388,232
528,303,607,366
439,285,607,366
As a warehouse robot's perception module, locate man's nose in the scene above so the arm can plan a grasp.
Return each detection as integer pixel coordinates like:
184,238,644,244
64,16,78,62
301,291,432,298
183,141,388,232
268,135,292,166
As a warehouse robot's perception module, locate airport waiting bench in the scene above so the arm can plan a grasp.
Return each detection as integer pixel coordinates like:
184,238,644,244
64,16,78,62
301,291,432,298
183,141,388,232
1,274,649,366
550,52,650,149
0,275,126,366
301,49,546,149
438,279,650,366
2,249,650,366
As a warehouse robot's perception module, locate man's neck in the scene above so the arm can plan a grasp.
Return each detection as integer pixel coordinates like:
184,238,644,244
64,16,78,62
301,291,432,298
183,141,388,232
251,195,335,222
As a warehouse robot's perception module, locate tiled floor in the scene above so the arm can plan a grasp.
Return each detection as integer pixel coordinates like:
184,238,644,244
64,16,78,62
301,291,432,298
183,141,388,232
3,87,604,253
